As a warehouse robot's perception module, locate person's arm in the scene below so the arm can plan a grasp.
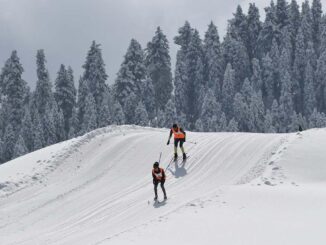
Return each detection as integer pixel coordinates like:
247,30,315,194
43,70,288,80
152,170,156,181
167,129,173,145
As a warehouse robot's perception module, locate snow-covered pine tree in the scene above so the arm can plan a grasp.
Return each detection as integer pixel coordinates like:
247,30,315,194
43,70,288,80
114,39,146,111
249,91,266,132
316,51,326,111
258,1,278,54
200,89,221,132
203,22,223,97
174,21,193,121
34,50,54,116
145,27,173,112
123,92,138,124
271,99,280,132
134,101,149,127
185,29,205,126
82,41,108,123
77,77,89,132
3,124,15,161
164,99,177,128
289,0,301,58
276,0,289,30
304,61,316,116
293,27,306,113
141,78,155,120
222,63,236,120
251,58,263,92
31,108,44,151
43,104,57,145
21,107,33,151
311,0,322,52
0,51,27,134
247,3,262,59
97,87,112,128
227,118,239,132
279,71,294,132
55,65,76,135
301,1,313,47
68,107,79,139
112,101,125,125
13,134,28,159
80,92,97,135
261,53,275,108
264,109,276,133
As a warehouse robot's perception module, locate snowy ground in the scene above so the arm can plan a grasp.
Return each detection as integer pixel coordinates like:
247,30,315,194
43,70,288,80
0,125,325,245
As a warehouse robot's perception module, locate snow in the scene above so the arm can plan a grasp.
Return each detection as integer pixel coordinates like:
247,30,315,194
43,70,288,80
0,126,325,245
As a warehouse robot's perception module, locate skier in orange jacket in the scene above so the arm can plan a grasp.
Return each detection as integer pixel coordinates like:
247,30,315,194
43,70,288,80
167,123,186,160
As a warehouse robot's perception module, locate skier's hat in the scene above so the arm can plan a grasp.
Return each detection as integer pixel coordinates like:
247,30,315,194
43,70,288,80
153,162,159,168
172,123,178,128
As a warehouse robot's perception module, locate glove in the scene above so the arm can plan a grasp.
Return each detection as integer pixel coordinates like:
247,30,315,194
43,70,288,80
167,140,170,145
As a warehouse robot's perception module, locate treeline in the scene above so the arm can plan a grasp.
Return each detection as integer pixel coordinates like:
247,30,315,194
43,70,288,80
0,0,326,163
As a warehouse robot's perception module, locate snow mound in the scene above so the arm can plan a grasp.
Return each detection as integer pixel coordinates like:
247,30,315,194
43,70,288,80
0,126,325,245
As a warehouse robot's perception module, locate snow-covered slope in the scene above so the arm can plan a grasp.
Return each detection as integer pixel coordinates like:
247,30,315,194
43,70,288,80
0,126,325,245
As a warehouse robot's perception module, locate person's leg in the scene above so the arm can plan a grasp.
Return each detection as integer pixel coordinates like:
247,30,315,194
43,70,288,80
174,139,179,158
180,140,185,154
153,181,158,199
160,181,167,198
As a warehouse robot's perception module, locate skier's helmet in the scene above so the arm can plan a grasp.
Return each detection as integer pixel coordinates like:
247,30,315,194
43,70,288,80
153,162,159,168
172,123,178,129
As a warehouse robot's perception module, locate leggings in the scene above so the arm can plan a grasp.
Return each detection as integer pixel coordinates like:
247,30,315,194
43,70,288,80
154,180,167,197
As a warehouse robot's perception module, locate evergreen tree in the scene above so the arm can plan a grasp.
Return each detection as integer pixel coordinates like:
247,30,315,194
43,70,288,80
261,54,275,108
141,78,155,120
97,89,112,128
77,77,88,131
34,50,54,116
200,89,221,131
222,63,236,119
279,71,294,132
276,0,289,30
247,3,262,59
112,101,125,125
289,0,301,57
80,92,97,135
134,101,149,126
249,91,265,132
13,134,28,159
55,65,76,135
271,99,280,132
0,51,27,133
164,99,177,128
316,51,326,111
145,27,173,111
251,58,262,92
114,39,146,110
3,124,15,161
258,1,278,53
264,109,276,133
68,107,79,139
174,22,194,117
227,118,239,132
218,112,228,131
43,104,57,145
31,109,44,151
304,61,316,116
124,92,139,124
311,0,322,51
301,0,313,47
203,22,223,96
21,107,33,151
82,41,108,120
184,29,205,126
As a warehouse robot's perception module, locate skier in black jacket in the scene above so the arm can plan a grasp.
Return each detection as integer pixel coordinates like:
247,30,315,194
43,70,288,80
152,162,167,201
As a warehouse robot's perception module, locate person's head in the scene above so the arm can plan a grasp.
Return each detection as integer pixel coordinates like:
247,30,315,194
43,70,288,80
153,162,159,169
172,123,178,129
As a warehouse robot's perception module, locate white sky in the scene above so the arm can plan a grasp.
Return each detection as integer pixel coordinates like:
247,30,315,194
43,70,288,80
0,0,314,87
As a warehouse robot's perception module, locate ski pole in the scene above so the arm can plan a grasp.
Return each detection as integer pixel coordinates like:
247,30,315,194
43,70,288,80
158,152,162,164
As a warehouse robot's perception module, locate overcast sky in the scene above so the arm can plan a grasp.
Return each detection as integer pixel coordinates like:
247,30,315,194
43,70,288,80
0,0,313,87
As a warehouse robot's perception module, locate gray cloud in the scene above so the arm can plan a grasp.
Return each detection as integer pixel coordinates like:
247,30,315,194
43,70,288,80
0,0,312,87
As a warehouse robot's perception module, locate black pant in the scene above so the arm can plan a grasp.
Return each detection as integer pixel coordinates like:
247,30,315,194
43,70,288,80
174,139,185,148
154,180,166,197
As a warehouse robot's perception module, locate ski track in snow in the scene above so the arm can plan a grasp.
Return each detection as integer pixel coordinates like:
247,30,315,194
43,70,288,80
0,126,324,245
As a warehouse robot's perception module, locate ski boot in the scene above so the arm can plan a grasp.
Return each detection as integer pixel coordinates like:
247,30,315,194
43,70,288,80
183,153,187,160
174,153,178,161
